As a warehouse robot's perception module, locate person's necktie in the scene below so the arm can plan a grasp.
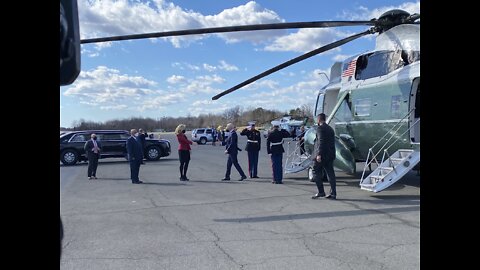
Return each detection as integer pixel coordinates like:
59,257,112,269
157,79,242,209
93,140,99,153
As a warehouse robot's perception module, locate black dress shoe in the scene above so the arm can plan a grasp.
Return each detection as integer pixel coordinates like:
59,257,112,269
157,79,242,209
325,194,336,200
275,182,283,184
311,193,326,199
184,177,190,181
252,176,259,178
180,177,186,181
238,176,247,181
221,178,230,181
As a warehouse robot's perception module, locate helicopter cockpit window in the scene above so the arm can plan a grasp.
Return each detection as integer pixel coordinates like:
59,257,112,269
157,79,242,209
335,97,353,122
355,50,420,80
315,93,325,115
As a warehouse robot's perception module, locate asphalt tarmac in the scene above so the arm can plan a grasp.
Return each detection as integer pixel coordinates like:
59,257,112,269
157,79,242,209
60,132,420,270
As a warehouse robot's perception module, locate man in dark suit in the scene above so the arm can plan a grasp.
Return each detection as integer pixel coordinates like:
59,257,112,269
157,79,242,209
240,123,261,178
222,123,247,181
126,129,143,184
311,113,337,199
266,124,290,184
84,133,101,180
138,128,146,164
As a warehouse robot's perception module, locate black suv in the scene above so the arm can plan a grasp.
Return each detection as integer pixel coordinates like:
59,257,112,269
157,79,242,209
60,130,171,165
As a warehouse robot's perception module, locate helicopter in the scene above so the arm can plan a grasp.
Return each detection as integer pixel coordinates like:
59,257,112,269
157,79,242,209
66,3,419,193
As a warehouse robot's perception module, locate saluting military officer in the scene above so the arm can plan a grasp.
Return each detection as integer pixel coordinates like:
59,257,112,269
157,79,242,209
266,124,290,184
240,123,262,178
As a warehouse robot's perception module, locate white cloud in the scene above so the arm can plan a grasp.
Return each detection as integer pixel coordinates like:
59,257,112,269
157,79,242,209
181,74,226,94
166,75,186,84
243,79,279,91
202,60,239,72
264,28,349,53
332,54,351,62
100,104,128,110
218,60,239,71
170,62,200,71
186,63,200,71
247,69,329,107
78,0,285,48
140,92,186,111
202,1,285,44
203,63,216,72
171,62,184,69
189,100,232,116
339,2,420,20
64,66,158,106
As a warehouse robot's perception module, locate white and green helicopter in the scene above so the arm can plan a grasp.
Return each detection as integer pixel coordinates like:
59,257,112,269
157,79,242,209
295,20,420,193
82,8,420,193
210,10,420,193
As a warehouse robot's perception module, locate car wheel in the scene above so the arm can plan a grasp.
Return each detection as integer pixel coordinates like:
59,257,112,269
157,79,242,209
199,137,207,145
61,149,78,165
146,146,161,161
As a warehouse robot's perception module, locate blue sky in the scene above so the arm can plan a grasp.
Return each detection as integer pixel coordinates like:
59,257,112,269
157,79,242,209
60,0,420,128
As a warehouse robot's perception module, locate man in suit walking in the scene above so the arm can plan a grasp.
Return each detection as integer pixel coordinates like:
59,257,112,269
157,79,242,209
266,124,290,184
311,113,337,199
84,133,101,180
126,129,143,184
222,123,247,181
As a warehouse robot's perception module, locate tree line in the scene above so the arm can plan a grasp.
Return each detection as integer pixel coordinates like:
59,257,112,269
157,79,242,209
63,105,314,132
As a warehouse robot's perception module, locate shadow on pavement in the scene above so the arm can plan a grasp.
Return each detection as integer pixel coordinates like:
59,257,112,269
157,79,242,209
214,205,419,223
140,182,187,186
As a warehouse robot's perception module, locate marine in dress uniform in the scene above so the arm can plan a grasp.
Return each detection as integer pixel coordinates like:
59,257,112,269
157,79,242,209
266,125,290,184
240,123,261,178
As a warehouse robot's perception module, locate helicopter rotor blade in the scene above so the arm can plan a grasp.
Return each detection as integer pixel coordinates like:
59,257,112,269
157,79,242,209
80,20,375,44
211,28,374,100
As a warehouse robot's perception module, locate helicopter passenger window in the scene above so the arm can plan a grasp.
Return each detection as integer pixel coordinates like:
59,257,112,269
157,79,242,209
354,98,371,117
355,50,418,80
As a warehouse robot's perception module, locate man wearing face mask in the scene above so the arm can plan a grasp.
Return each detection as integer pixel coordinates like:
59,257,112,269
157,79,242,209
84,133,102,180
127,129,144,184
222,123,247,181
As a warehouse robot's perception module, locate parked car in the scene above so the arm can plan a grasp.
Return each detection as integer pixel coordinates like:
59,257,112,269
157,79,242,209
60,130,171,165
191,128,216,144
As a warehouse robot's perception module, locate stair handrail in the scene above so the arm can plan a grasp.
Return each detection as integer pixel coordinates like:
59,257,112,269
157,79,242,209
360,108,415,183
384,118,420,153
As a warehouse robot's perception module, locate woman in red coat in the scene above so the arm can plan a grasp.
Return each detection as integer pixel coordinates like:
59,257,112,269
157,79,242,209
175,124,193,181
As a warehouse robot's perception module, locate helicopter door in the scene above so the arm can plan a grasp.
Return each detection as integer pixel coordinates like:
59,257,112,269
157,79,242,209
409,79,420,143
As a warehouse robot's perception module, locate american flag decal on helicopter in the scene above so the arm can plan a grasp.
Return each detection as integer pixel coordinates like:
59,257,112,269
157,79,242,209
342,59,357,77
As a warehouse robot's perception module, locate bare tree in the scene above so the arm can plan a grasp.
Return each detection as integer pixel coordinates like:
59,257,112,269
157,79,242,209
300,103,314,118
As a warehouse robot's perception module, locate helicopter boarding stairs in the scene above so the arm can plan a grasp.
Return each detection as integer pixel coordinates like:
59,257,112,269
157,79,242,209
284,139,312,175
360,109,420,192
